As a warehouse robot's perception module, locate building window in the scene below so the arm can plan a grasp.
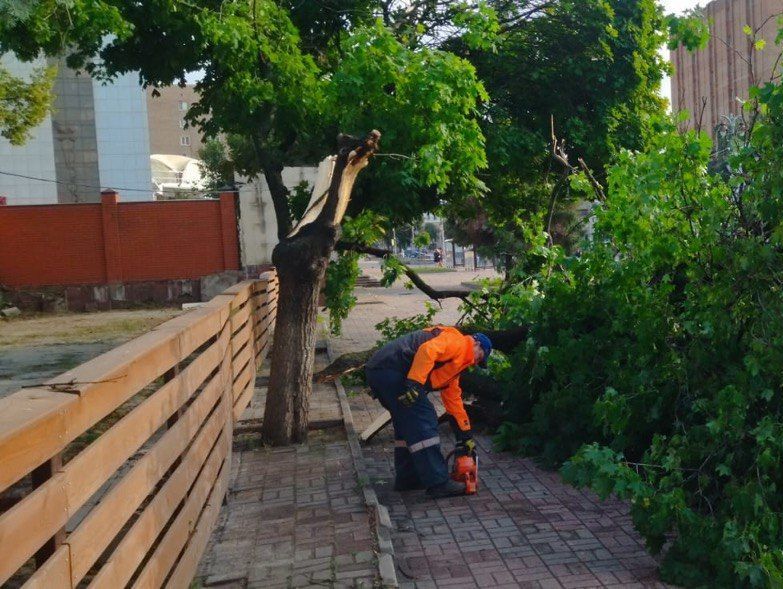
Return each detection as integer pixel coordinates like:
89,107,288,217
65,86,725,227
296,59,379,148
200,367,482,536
180,136,191,146
179,101,188,111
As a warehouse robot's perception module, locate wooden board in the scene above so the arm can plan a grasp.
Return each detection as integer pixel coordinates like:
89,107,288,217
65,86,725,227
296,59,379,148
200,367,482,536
87,401,229,589
232,361,254,403
164,455,229,589
0,302,228,493
1,275,275,586
66,369,227,584
129,446,227,588
231,344,253,383
0,328,229,585
21,543,70,589
230,321,252,357
230,304,251,334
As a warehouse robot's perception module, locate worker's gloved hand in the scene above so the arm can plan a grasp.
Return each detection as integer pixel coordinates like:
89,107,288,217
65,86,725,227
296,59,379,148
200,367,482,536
398,380,425,407
455,432,476,456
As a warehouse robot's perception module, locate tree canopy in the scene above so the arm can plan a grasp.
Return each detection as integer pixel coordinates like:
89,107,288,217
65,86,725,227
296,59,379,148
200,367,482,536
0,64,55,145
444,0,670,265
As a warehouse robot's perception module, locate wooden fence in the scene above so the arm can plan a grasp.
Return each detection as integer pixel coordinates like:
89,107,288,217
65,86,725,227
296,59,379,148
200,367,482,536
0,272,278,588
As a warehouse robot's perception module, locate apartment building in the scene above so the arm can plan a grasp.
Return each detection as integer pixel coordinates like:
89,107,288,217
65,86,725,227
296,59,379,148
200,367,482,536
145,85,206,158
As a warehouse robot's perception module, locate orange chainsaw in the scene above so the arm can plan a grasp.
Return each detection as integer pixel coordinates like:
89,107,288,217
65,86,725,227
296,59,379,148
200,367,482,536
447,448,478,494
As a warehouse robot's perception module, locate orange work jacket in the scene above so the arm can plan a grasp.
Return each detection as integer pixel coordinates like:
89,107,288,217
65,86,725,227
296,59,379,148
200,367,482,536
406,326,476,432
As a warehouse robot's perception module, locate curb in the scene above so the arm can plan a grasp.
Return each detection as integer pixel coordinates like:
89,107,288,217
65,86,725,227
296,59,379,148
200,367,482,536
326,340,399,589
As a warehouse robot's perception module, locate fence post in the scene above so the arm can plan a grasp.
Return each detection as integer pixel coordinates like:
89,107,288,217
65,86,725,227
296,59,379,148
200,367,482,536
101,189,123,283
32,455,65,568
218,191,239,271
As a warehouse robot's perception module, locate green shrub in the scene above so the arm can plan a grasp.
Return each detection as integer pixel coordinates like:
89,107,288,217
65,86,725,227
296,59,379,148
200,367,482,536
374,302,438,344
490,103,783,587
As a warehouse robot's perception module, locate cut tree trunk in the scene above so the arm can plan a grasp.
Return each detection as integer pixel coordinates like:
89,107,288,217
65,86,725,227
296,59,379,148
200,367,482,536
261,131,380,446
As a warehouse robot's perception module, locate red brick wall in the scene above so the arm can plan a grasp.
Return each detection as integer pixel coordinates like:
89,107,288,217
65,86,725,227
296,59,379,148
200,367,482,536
0,192,240,288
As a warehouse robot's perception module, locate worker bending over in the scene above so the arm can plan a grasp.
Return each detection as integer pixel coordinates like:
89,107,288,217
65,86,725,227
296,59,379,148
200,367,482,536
364,326,492,498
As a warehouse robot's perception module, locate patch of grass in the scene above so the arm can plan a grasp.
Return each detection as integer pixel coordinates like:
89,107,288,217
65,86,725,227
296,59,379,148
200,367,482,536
234,432,266,451
0,309,181,348
355,475,370,491
409,265,456,274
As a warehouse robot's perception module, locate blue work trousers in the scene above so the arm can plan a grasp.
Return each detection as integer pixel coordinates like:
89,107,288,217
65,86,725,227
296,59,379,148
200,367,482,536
364,367,449,489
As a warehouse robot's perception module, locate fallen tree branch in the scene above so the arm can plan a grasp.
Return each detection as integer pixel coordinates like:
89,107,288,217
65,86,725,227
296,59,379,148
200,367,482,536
337,241,473,301
313,347,378,383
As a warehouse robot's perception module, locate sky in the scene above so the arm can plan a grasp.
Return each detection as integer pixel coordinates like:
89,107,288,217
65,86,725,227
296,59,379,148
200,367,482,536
660,0,703,13
658,0,706,101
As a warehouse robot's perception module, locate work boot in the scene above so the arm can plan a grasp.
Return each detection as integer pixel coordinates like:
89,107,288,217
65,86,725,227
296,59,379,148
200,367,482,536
426,479,466,499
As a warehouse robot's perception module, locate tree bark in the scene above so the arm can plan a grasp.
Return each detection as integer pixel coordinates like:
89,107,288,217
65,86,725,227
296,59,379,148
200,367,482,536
261,131,380,445
263,164,292,240
262,225,335,444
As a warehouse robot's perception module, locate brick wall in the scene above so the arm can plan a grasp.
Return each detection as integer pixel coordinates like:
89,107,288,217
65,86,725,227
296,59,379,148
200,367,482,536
0,191,240,289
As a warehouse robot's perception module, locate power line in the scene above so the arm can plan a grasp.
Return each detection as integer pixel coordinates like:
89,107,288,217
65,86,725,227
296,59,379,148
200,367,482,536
0,169,240,196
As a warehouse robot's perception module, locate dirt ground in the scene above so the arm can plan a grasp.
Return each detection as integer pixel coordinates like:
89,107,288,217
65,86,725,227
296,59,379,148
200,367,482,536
0,308,183,397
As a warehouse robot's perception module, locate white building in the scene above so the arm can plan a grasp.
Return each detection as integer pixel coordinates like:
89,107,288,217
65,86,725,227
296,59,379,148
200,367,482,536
0,55,153,205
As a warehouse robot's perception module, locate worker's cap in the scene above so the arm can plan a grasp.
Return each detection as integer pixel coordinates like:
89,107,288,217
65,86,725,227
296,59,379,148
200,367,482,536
472,333,492,368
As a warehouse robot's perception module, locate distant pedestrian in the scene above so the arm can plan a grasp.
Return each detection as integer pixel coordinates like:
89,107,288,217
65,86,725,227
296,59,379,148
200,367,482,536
433,248,443,267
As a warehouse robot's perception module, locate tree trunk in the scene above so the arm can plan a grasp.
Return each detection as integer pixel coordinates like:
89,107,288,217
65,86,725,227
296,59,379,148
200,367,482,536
263,165,292,240
260,130,380,445
261,226,334,444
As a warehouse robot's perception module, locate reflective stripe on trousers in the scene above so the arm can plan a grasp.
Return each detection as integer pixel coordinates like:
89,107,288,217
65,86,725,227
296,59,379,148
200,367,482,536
366,366,449,489
394,436,441,453
408,436,440,453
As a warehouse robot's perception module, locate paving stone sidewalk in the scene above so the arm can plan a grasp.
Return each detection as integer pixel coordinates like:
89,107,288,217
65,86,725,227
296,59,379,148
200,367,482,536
197,353,379,589
336,264,672,588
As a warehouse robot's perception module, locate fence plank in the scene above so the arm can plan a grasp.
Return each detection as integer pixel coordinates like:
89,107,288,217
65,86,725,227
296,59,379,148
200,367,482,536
31,453,65,568
230,304,251,333
0,304,228,493
129,442,227,588
1,274,276,588
233,377,255,420
232,361,253,403
232,344,252,383
87,398,229,589
164,457,229,589
65,350,229,585
255,328,273,363
0,323,228,585
230,321,252,357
